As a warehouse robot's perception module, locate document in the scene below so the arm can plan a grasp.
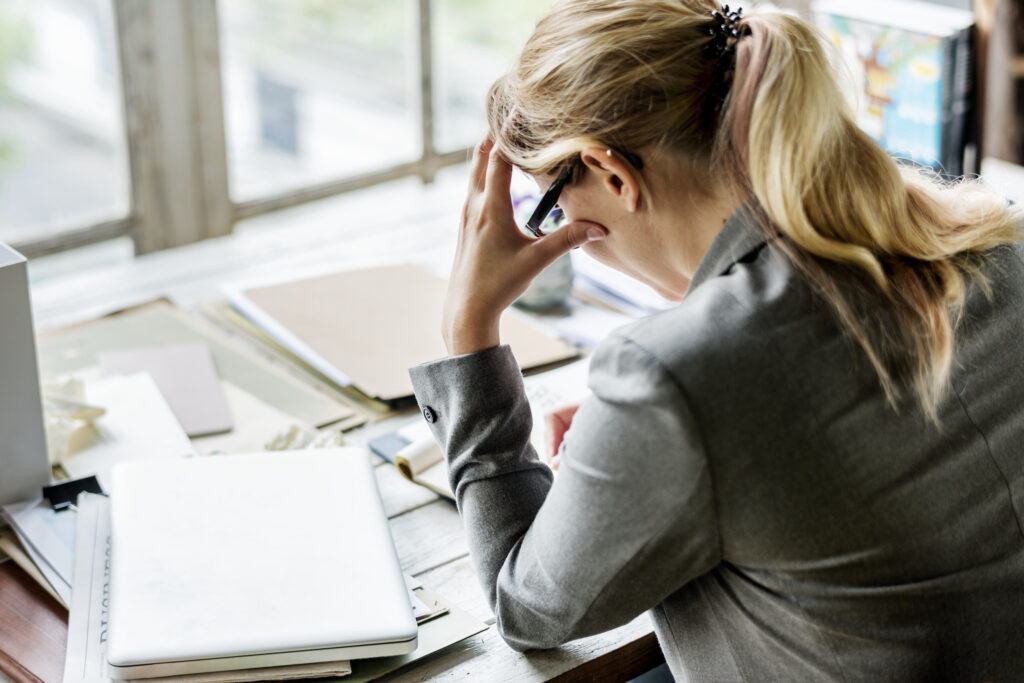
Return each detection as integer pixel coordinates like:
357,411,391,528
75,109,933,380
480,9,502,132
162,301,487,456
60,373,196,489
0,529,67,607
99,343,233,437
0,498,77,605
37,300,357,430
190,382,314,456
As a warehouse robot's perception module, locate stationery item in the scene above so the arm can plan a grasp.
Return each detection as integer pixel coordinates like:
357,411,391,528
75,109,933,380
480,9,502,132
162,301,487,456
37,300,358,431
60,373,197,490
0,530,66,606
343,593,488,683
224,264,579,406
99,343,233,437
370,357,593,499
0,242,50,507
43,476,104,512
813,0,976,175
190,382,317,455
1,497,77,606
106,449,417,679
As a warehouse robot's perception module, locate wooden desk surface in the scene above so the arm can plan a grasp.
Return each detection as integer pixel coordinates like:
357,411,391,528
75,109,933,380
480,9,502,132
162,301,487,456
1,170,661,682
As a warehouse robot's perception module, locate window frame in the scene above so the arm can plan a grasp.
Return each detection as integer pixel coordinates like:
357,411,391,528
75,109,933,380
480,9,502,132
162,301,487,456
12,0,473,259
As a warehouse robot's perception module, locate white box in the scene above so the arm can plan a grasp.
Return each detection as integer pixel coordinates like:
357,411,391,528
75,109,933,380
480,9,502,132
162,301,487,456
0,243,50,505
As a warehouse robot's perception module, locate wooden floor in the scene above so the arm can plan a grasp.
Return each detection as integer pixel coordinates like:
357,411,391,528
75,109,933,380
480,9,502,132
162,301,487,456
7,163,663,682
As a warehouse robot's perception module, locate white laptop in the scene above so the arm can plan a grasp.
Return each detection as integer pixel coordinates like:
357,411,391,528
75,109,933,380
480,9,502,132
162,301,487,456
106,449,417,679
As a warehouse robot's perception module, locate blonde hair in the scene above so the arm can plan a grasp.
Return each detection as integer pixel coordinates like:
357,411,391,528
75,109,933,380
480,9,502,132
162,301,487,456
488,0,1023,420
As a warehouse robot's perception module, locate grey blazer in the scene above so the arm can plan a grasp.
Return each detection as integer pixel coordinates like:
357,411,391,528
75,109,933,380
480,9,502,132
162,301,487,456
409,207,1024,681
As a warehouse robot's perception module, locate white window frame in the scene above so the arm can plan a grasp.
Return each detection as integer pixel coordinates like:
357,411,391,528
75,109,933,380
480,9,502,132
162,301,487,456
13,0,472,259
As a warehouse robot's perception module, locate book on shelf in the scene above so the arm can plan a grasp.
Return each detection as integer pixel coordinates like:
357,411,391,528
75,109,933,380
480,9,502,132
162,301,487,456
813,0,977,177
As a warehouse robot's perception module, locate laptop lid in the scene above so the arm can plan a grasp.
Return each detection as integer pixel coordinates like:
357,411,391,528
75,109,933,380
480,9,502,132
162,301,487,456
106,449,416,679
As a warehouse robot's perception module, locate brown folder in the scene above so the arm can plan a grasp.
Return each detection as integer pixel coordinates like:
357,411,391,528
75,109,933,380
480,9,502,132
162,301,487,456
231,264,578,405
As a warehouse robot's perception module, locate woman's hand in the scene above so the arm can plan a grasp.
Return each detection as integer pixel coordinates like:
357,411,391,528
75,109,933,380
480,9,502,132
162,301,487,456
443,139,607,356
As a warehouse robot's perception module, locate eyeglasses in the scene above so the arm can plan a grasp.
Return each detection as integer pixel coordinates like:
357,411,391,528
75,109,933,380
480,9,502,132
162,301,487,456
521,150,643,238
524,165,573,238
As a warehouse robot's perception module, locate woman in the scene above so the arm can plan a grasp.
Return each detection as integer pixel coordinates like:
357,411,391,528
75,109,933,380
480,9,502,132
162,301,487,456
409,0,1024,679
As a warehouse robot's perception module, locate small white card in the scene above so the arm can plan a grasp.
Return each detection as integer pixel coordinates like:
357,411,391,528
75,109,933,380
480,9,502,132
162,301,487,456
61,373,197,490
99,343,233,437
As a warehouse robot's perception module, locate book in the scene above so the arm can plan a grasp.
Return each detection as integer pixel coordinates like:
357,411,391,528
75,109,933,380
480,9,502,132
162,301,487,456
370,357,592,500
223,264,579,407
813,0,977,176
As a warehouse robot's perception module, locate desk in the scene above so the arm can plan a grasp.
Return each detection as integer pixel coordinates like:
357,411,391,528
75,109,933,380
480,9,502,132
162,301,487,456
0,170,661,682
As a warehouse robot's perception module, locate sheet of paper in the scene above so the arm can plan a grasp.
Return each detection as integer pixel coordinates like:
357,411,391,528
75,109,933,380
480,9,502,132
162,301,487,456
0,529,66,606
64,492,110,683
37,301,355,429
61,373,196,489
524,357,593,459
345,593,488,683
99,343,233,437
191,382,313,456
65,494,353,683
1,498,77,592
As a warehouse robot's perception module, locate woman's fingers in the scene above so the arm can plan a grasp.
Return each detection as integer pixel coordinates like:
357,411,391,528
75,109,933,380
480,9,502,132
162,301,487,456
483,144,514,211
469,138,493,194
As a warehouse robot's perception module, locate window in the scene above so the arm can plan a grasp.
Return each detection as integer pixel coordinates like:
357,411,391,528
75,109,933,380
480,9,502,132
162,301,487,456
0,0,129,247
219,0,416,200
6,0,553,260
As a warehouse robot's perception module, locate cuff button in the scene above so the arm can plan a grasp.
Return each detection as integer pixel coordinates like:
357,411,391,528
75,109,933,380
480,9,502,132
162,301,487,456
422,406,437,423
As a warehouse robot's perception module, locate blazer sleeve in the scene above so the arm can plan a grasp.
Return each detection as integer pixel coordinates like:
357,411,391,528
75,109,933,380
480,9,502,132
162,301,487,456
408,335,720,651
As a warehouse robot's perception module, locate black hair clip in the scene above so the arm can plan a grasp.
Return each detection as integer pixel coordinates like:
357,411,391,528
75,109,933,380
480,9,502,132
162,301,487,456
705,5,745,60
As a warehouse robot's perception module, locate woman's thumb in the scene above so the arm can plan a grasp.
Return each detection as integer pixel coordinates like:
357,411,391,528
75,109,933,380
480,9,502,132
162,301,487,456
538,221,607,262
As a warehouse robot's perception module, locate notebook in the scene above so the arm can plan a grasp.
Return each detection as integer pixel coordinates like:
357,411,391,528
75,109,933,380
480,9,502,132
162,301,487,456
223,264,579,405
106,449,417,679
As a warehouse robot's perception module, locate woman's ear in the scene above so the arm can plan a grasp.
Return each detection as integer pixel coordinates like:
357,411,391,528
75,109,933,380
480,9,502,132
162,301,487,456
579,146,640,213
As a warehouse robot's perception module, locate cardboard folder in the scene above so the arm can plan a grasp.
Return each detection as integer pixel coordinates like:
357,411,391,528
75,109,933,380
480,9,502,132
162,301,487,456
225,264,579,405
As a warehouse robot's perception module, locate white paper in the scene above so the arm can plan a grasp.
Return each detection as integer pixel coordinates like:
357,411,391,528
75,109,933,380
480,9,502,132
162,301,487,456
1,498,77,599
191,382,312,456
524,357,592,458
61,373,196,489
64,492,111,683
99,343,234,437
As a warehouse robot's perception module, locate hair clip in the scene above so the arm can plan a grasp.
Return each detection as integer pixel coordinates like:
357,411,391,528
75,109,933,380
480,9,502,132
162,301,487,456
705,4,745,60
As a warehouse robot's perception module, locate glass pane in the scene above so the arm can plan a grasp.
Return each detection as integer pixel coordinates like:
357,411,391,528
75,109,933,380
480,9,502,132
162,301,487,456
220,0,417,202
435,0,551,152
0,0,129,245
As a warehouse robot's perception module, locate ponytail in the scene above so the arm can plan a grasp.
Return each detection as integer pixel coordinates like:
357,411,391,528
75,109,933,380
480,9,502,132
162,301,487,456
719,11,1022,419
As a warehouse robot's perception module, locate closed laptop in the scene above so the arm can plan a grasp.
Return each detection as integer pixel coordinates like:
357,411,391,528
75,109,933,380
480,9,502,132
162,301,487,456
106,449,417,679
